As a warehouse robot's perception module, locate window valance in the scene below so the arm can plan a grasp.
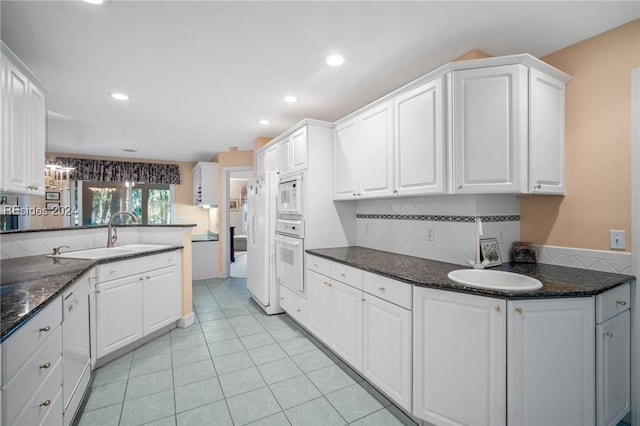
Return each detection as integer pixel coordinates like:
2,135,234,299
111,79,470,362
54,157,181,184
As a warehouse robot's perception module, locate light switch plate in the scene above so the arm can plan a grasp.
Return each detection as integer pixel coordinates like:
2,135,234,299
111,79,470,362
609,230,626,250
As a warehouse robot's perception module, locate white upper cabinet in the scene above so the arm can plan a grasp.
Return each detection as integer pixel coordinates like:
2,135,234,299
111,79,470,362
452,64,528,194
333,119,359,199
192,161,218,206
332,54,570,199
528,68,566,194
333,101,394,199
279,126,307,176
394,77,446,195
1,44,46,195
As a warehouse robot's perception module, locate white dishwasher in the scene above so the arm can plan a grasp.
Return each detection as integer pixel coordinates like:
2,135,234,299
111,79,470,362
62,273,92,426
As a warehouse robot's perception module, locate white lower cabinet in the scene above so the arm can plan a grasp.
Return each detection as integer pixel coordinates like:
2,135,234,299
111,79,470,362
305,257,413,411
596,283,631,426
413,288,506,426
96,275,144,358
414,287,597,426
143,266,180,334
95,251,181,361
363,293,412,412
507,297,595,426
330,280,364,371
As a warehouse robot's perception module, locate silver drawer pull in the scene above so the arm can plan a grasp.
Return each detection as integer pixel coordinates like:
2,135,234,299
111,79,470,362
39,362,51,369
605,331,616,338
296,309,301,312
378,287,385,292
39,326,51,332
109,270,116,274
514,307,523,315
616,300,627,306
39,400,51,407
495,305,501,312
340,273,346,277
168,258,173,263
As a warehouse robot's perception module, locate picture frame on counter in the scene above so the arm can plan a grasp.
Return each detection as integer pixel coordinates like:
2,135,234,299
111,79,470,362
480,238,502,267
45,201,60,211
45,191,60,201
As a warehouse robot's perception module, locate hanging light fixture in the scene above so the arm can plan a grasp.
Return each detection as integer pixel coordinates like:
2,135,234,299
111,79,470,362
44,162,74,191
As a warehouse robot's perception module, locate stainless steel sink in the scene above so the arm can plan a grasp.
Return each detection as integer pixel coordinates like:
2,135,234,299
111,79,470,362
447,269,543,291
48,244,172,260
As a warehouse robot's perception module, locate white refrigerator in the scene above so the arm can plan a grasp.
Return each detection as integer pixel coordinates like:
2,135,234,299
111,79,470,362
246,172,282,314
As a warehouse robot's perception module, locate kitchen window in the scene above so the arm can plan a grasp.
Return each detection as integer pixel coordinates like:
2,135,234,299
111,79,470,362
77,181,173,225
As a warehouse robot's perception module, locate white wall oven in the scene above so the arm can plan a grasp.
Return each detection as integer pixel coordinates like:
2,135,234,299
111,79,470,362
277,173,303,217
274,218,305,297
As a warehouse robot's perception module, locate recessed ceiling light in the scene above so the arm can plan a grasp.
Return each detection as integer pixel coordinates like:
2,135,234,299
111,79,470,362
111,92,129,101
326,54,345,67
284,96,298,103
84,0,104,4
258,119,271,125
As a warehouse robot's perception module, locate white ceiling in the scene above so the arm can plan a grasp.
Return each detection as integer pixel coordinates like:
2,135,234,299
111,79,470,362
2,1,638,162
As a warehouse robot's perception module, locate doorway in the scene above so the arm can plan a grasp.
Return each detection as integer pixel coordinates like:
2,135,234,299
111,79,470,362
224,168,253,278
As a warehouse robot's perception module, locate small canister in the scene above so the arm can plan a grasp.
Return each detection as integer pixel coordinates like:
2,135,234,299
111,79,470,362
513,241,537,263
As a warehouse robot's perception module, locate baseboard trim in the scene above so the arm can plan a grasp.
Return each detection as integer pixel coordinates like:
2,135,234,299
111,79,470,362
177,312,195,328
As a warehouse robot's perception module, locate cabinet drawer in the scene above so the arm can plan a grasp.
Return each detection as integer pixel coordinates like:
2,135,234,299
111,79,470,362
280,285,307,326
306,255,330,276
96,251,178,283
3,297,62,382
330,262,363,290
5,327,62,424
9,360,62,426
596,283,631,323
363,272,412,310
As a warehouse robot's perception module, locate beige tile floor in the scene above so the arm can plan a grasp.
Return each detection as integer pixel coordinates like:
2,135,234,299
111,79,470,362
76,277,418,426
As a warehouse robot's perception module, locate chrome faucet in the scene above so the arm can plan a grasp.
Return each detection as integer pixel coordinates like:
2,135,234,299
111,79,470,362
52,245,70,255
107,211,138,247
467,217,490,269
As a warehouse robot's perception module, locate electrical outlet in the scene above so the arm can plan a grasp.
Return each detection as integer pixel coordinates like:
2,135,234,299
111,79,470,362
609,230,626,250
178,217,186,223
365,222,371,234
426,223,435,241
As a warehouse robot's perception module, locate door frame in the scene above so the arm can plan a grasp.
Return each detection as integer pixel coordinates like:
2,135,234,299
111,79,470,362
220,165,253,278
631,67,639,426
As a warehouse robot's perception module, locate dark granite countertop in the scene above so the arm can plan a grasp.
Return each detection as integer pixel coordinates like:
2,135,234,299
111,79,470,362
1,246,182,342
0,224,197,234
306,246,634,300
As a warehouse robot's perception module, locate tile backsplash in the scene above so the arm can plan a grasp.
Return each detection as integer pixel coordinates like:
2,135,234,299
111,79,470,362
355,194,521,266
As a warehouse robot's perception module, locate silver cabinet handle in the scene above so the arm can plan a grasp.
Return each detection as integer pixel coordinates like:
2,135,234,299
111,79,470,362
40,362,51,369
495,305,501,312
514,307,523,315
605,331,616,338
616,300,627,306
534,183,542,189
39,326,51,332
378,287,385,292
40,400,51,407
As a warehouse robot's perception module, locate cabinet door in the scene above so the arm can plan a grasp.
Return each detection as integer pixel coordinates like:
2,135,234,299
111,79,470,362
27,82,45,195
508,298,595,426
452,64,528,193
597,310,630,426
330,280,363,372
290,126,307,173
279,137,292,175
96,276,143,359
143,265,180,335
529,68,566,194
363,294,412,412
1,58,30,193
394,78,446,195
256,150,266,176
266,144,279,172
306,270,331,344
413,287,506,426
333,119,359,199
359,101,394,198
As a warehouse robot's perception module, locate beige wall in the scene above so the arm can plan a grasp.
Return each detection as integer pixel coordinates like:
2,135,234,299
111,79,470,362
211,150,254,275
45,152,209,234
520,19,640,251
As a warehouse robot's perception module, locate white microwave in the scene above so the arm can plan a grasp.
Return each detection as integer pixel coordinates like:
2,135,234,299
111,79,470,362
277,174,303,217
